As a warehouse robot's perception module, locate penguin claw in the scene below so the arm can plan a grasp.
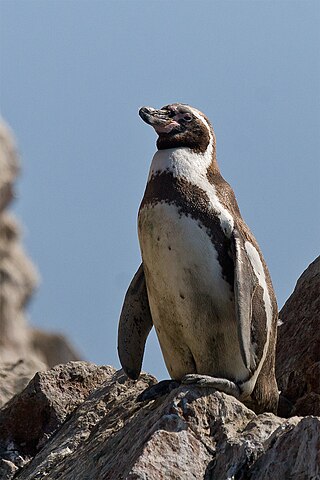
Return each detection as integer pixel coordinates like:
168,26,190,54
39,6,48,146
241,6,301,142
181,374,241,399
137,379,180,402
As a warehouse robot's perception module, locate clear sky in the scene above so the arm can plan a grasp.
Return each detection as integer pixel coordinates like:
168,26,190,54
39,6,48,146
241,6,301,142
1,0,319,380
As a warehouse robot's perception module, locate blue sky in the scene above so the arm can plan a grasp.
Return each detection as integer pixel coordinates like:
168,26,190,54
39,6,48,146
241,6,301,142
1,0,319,379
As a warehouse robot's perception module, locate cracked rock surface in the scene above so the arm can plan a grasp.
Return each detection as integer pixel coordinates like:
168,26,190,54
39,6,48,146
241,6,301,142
0,362,318,480
276,256,320,416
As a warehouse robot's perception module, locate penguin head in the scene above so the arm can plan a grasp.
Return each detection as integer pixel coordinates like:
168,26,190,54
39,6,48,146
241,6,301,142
139,103,215,154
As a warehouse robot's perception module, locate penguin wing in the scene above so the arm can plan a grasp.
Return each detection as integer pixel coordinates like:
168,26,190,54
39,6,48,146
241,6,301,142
232,229,260,373
117,263,153,380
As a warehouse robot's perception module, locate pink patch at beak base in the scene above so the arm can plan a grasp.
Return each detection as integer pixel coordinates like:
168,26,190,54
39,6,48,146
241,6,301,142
154,121,180,134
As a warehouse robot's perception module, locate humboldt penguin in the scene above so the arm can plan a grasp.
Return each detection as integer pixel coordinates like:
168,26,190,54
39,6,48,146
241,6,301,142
118,103,279,413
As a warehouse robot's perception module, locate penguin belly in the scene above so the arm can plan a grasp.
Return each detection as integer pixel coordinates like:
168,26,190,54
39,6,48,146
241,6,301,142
138,202,249,383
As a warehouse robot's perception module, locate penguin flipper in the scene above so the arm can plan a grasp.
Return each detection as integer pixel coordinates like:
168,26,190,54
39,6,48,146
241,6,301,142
232,229,258,373
117,263,153,380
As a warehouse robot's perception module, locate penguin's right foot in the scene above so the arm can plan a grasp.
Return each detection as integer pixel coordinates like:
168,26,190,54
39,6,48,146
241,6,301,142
181,374,241,399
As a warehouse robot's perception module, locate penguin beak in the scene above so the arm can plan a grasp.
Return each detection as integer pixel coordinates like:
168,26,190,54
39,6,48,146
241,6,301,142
139,106,181,134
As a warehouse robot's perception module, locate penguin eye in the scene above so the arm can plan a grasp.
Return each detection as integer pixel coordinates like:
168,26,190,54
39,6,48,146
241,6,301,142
183,114,192,122
167,109,176,118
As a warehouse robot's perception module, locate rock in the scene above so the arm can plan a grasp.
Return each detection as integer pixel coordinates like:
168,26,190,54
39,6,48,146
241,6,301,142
30,328,81,368
0,120,19,212
249,416,320,479
0,213,40,364
0,118,80,371
0,363,317,480
276,256,320,416
0,358,46,408
0,361,115,477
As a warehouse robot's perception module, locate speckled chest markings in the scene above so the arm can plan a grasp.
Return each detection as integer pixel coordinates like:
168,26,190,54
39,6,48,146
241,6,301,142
140,170,234,287
139,130,237,280
138,201,248,381
137,142,247,380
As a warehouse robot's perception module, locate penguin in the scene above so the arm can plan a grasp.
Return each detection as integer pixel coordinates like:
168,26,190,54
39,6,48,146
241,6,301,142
118,103,279,414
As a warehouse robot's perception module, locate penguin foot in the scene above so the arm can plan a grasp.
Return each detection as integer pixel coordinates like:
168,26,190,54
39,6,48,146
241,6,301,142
137,379,180,402
181,374,241,399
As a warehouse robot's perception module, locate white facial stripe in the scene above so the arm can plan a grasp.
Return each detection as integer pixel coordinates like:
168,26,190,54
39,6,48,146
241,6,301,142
188,107,214,144
240,241,273,395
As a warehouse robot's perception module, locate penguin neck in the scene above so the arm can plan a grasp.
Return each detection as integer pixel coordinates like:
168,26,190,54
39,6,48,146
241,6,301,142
145,144,234,238
148,144,220,183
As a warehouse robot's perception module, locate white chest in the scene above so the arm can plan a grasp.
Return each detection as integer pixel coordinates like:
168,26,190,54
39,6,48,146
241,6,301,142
138,202,247,381
139,202,233,307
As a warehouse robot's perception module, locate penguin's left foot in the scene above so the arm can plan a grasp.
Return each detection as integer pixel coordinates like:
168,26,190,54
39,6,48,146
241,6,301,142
181,374,241,399
137,379,180,402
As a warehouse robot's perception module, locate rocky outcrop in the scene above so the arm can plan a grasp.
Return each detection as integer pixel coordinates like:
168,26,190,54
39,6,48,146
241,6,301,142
0,121,19,212
0,120,39,364
0,362,318,480
29,328,80,368
0,359,46,408
276,256,320,416
0,119,80,397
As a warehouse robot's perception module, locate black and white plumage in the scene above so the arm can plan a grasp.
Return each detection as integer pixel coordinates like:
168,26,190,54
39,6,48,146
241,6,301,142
118,103,279,413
